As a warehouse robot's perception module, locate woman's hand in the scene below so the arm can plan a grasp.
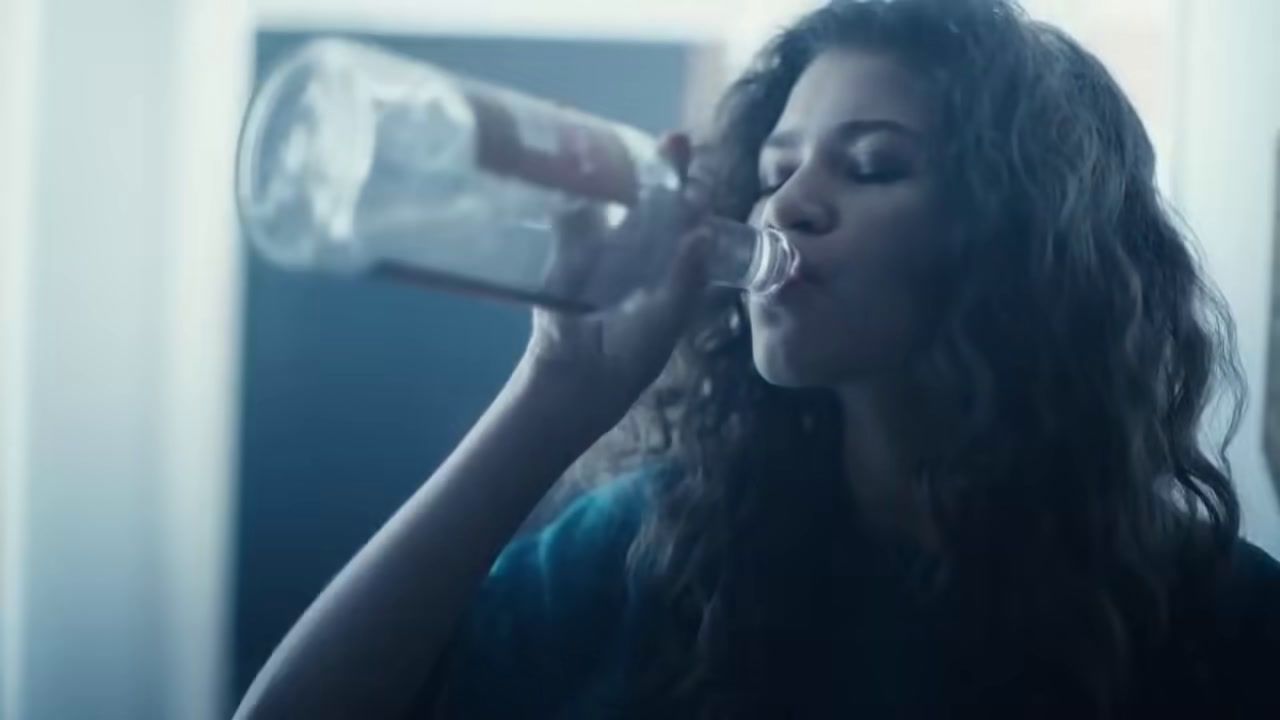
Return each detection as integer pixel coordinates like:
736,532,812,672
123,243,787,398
518,132,714,428
231,135,718,720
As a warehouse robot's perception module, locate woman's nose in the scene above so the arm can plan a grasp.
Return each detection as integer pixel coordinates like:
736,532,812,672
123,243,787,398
765,168,837,237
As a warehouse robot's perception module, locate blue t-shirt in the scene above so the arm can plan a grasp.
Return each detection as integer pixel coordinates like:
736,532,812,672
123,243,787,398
421,468,1280,718
426,470,650,719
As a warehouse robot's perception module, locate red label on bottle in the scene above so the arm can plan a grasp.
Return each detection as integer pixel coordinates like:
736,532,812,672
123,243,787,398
462,82,641,206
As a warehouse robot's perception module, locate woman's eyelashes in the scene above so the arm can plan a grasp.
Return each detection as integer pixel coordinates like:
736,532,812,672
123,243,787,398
841,149,911,182
757,172,792,198
758,149,910,197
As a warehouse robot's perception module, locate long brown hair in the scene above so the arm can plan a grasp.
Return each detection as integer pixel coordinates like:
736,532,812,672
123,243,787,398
589,1,1244,716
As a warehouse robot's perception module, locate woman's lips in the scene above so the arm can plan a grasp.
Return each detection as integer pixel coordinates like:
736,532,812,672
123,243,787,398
757,254,816,302
792,256,820,284
783,249,823,286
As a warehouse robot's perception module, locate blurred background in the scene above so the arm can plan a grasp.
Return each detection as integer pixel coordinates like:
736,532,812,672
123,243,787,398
1,0,1278,718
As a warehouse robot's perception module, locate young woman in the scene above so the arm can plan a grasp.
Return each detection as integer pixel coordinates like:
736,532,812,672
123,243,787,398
235,1,1280,717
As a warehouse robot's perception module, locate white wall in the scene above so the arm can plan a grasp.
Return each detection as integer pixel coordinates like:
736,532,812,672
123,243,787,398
0,0,249,718
254,0,818,38
255,0,823,71
1170,0,1280,555
1,0,42,715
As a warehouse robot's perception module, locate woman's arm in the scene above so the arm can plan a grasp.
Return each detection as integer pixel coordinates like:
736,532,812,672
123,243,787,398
234,132,707,720
232,362,614,720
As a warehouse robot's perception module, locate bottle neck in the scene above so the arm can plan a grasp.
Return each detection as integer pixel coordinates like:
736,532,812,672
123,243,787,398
705,219,798,294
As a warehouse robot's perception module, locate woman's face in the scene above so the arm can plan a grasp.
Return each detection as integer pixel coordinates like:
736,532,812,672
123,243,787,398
747,49,949,388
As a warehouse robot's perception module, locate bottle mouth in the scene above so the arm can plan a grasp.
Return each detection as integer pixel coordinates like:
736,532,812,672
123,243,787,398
701,219,800,295
748,225,801,295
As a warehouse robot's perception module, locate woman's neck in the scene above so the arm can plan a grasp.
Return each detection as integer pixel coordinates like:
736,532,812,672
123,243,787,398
836,380,937,550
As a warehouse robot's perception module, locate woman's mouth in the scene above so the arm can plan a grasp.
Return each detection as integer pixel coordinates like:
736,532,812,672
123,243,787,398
756,257,815,304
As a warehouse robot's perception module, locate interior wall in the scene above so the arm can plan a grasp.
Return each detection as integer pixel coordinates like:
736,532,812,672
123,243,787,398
1169,0,1280,555
0,0,42,715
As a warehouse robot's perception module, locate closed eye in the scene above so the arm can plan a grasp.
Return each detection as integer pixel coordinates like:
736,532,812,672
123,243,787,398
759,165,905,196
757,170,794,198
758,182,784,198
845,167,909,183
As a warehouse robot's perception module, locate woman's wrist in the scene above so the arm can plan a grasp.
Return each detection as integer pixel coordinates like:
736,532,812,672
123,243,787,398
505,357,625,449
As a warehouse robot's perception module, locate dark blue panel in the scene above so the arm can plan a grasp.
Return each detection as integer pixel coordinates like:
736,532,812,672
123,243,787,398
232,29,691,705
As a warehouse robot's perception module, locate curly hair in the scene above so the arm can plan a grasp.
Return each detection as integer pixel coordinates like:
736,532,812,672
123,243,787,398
579,0,1245,716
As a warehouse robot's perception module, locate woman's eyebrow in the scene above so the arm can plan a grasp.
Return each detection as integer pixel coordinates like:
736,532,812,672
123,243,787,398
763,119,923,151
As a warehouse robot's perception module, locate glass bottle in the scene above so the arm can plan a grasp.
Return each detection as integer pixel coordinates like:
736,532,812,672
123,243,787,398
236,38,796,312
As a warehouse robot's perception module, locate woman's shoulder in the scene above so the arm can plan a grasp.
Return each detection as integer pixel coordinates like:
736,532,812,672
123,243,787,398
478,462,668,624
1154,538,1280,714
1212,540,1279,710
426,464,670,718
1222,538,1280,595
1197,539,1280,641
1212,538,1280,646
507,464,660,568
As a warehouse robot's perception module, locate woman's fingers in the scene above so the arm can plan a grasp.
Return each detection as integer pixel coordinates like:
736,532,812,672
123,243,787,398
655,131,716,226
649,131,715,308
547,200,608,301
655,132,692,180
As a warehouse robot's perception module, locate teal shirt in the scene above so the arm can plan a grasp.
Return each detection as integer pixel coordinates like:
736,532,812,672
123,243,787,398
427,470,651,719
420,468,1280,718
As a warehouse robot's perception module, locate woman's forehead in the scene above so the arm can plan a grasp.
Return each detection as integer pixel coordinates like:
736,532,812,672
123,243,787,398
771,49,936,141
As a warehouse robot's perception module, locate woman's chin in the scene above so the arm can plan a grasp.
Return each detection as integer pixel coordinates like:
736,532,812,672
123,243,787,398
752,344,822,388
752,335,882,388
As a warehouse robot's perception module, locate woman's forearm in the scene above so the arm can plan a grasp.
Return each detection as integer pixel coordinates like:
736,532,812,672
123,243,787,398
233,362,610,720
